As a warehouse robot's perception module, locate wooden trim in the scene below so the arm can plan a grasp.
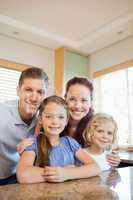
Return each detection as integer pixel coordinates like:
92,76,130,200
0,58,30,71
54,48,64,95
93,59,133,78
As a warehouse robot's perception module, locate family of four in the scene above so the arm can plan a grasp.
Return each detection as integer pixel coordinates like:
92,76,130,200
0,67,120,185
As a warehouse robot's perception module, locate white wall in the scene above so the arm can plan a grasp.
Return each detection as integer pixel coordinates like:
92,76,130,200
89,36,133,77
0,34,55,95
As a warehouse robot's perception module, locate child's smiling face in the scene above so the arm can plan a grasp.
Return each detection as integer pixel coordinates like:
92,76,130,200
40,102,68,136
91,121,115,150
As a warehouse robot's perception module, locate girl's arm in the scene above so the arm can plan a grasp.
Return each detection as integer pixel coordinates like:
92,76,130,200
17,151,45,183
75,148,96,164
43,164,100,183
43,149,100,182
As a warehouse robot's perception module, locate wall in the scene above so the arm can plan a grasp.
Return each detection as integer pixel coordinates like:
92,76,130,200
63,49,89,95
64,50,88,79
0,34,54,95
54,48,89,96
89,36,133,77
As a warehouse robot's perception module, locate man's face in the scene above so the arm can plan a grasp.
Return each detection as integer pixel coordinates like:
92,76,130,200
17,78,46,121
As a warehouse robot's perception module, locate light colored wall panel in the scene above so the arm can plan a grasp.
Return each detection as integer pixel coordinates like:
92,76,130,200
0,35,54,95
89,36,133,77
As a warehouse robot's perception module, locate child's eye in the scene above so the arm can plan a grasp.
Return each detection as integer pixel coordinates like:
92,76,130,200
108,131,113,135
97,129,104,133
58,115,65,119
81,98,89,103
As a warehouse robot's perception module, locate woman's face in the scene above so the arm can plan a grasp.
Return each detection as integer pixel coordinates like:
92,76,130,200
65,84,91,122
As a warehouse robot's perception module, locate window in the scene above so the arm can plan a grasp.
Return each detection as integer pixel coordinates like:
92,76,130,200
0,67,21,102
0,59,28,102
93,63,133,145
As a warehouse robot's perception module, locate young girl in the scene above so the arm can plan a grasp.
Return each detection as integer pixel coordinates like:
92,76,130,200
83,113,120,171
17,95,100,183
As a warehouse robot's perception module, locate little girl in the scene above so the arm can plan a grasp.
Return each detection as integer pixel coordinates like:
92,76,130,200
17,95,100,183
83,113,120,171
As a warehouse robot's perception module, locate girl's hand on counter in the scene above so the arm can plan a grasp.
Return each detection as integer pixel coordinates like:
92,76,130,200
43,166,69,182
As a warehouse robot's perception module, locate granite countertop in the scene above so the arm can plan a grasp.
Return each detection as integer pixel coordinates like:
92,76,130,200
0,167,132,200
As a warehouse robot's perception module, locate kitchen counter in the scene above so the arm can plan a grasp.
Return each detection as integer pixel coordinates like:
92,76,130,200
0,167,133,200
119,151,133,164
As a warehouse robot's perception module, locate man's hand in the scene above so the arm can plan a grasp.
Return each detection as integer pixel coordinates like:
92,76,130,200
16,138,33,154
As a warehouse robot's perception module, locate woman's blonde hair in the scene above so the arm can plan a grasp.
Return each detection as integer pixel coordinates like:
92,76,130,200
83,113,118,147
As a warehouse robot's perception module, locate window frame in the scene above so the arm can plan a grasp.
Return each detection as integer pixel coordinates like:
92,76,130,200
0,58,30,72
93,59,133,78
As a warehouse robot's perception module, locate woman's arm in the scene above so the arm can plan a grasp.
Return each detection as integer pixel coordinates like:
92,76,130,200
17,151,45,183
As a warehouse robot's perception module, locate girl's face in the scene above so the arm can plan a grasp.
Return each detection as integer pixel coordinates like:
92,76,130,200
91,121,115,150
40,102,68,136
65,84,91,122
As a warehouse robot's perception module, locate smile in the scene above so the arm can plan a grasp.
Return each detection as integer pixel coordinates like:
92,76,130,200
49,127,60,130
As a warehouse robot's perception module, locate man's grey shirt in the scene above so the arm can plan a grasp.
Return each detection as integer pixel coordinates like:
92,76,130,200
0,100,37,179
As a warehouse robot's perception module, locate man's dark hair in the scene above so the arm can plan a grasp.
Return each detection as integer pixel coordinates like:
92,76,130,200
18,67,49,89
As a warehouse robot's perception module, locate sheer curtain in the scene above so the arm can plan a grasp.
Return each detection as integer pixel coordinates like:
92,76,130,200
93,67,133,145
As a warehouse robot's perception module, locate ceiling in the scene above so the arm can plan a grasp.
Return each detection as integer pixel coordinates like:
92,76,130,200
0,0,133,55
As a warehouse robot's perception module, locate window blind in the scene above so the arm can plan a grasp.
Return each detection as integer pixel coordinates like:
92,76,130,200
0,67,21,102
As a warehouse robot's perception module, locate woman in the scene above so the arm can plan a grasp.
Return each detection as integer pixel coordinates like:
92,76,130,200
62,77,94,146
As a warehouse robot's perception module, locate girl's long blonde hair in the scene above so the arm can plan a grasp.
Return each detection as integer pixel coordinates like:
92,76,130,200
83,113,118,147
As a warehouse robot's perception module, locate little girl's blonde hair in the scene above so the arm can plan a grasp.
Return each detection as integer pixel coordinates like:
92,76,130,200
83,113,118,147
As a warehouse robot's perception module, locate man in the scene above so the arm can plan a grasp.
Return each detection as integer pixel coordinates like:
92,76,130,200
0,67,49,185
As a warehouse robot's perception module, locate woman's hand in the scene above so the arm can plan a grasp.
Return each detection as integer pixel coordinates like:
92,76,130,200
43,166,69,182
106,150,121,167
16,138,34,154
